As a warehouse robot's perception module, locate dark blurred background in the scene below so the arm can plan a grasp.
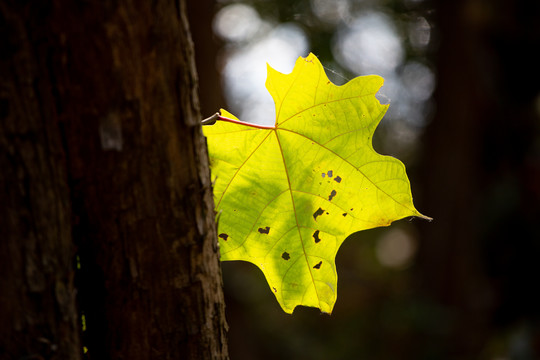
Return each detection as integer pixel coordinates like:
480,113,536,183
187,0,540,359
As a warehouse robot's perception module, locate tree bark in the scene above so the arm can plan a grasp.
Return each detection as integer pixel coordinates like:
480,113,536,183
0,2,82,359
0,0,229,359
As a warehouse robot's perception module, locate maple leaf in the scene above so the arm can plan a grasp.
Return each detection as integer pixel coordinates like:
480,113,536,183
203,53,430,314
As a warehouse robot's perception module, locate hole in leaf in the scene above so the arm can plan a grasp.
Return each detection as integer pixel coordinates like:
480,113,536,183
328,190,337,201
313,261,322,269
321,173,325,178
327,170,333,177
258,226,270,234
313,207,324,221
334,176,342,183
218,233,228,241
313,230,321,243
282,252,290,260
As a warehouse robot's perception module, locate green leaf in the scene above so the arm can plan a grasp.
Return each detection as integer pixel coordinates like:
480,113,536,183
204,53,430,314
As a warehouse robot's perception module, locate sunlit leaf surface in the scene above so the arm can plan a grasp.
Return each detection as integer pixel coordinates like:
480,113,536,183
203,53,429,314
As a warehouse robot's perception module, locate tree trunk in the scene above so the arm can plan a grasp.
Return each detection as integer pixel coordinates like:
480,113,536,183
417,0,540,357
0,2,82,359
0,1,229,359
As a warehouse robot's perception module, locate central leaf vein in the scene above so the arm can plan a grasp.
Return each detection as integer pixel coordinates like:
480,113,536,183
274,129,322,307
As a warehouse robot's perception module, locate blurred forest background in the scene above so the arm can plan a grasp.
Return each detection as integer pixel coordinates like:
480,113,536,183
188,0,540,359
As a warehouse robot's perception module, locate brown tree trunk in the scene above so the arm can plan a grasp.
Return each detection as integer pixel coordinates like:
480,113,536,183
0,2,82,359
0,0,229,359
414,0,495,356
416,0,540,358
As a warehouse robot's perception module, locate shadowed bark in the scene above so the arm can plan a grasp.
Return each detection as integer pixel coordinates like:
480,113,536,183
0,1,229,359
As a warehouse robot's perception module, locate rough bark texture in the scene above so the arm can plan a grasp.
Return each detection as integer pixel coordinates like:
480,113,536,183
0,4,81,359
0,0,229,359
0,3,81,358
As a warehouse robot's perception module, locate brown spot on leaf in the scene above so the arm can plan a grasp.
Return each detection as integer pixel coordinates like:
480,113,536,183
313,207,324,221
342,213,347,217
327,170,333,177
334,176,342,183
218,233,228,241
328,189,337,201
258,226,270,234
313,230,321,243
282,252,290,260
273,287,277,293
313,261,322,269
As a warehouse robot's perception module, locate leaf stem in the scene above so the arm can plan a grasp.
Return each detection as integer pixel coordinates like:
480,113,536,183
202,111,276,129
201,112,220,125
217,114,276,130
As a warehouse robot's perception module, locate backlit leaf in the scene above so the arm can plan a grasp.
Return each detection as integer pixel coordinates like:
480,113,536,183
203,53,430,314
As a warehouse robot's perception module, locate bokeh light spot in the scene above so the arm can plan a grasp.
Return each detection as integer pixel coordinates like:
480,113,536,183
213,4,262,43
376,228,417,268
333,11,404,75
